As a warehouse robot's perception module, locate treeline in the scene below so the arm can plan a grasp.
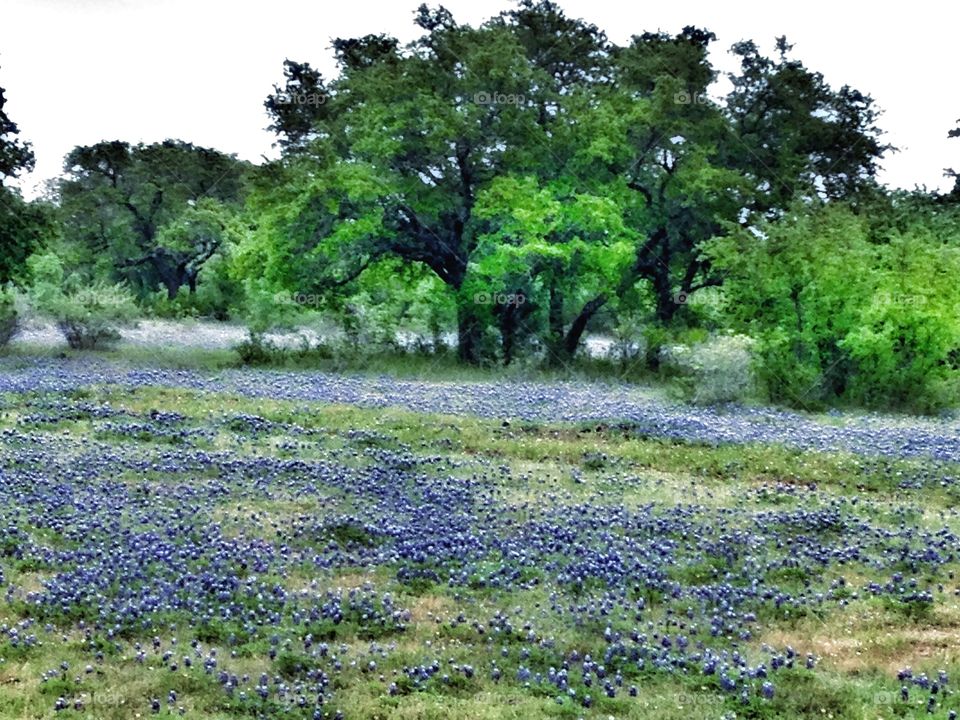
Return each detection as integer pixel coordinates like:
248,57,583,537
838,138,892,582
2,1,959,412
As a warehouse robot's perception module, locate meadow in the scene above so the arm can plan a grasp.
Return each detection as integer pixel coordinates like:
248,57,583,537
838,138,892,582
1,355,959,719
3,1,960,716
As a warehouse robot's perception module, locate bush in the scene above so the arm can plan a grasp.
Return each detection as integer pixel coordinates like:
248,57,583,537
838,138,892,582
751,328,834,408
660,333,756,405
26,253,138,350
607,313,647,369
0,287,18,348
706,203,871,408
234,331,283,366
838,229,960,412
233,330,335,367
146,287,200,320
54,282,138,350
707,201,960,412
146,251,242,321
842,297,960,412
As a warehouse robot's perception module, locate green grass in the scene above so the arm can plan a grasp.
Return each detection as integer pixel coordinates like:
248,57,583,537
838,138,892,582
3,338,665,386
1,382,959,719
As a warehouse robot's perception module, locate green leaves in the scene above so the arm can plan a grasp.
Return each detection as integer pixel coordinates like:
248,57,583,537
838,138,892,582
0,71,35,182
707,201,960,411
25,252,138,350
58,140,250,300
246,4,896,367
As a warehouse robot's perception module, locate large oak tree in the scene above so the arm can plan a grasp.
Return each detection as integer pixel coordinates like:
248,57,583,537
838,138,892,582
58,140,249,298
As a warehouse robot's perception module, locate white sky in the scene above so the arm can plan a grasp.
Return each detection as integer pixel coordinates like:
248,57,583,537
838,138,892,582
2,0,958,198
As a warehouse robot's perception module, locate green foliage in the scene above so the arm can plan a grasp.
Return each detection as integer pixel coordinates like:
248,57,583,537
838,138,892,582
708,202,960,411
346,259,457,353
841,226,960,411
726,36,891,212
233,331,283,366
0,187,57,284
472,175,634,362
246,6,889,369
708,204,870,407
235,277,296,337
0,70,35,181
3,4,952,412
0,285,18,348
251,7,612,362
660,333,757,404
146,287,200,319
26,253,138,350
146,237,244,321
58,141,249,300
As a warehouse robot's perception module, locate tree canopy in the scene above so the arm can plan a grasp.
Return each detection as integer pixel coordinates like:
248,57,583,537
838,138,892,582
243,2,890,362
0,67,49,284
58,140,250,298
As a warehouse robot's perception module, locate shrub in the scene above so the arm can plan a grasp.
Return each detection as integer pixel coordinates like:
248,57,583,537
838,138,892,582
26,253,138,350
707,201,960,412
146,287,199,320
608,313,647,369
0,287,18,348
54,282,138,350
233,329,336,367
660,333,756,405
234,331,283,366
146,251,242,321
838,229,960,412
842,296,960,412
751,328,833,408
706,203,873,408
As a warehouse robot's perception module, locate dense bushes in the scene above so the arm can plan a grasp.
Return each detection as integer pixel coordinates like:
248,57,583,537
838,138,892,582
707,202,960,412
841,228,960,411
26,253,138,350
0,287,18,348
145,246,243,321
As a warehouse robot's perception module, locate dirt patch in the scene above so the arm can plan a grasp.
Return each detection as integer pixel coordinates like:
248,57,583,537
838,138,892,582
408,594,455,625
762,603,960,674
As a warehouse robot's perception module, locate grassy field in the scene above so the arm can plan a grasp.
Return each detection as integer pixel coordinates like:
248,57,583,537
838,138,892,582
1,378,959,719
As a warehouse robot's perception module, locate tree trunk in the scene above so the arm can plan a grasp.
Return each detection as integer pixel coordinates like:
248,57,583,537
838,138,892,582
149,254,182,300
457,303,481,364
496,290,533,366
499,309,516,366
162,277,180,300
653,267,675,323
545,280,565,366
564,294,607,356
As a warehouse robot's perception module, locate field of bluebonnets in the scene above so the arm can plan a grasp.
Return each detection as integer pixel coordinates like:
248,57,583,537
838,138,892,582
2,356,960,719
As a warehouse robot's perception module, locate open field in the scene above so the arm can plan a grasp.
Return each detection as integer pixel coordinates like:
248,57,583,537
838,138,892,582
2,1,958,717
1,360,960,719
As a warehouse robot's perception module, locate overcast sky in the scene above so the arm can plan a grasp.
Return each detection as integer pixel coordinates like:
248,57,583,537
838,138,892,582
2,0,958,198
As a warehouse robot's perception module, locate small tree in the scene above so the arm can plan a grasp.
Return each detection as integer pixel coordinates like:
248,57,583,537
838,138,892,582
0,286,18,348
26,253,138,350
